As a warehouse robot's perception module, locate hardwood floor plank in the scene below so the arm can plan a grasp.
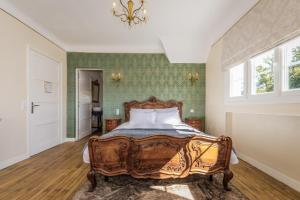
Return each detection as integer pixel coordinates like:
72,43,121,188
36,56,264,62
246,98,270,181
0,137,89,200
0,136,299,200
231,161,300,200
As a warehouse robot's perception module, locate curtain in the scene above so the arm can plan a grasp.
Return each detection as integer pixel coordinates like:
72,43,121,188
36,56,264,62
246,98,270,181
221,0,300,70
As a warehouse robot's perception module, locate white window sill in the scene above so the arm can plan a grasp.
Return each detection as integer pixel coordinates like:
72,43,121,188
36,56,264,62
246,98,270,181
225,92,300,105
225,96,247,103
281,89,300,96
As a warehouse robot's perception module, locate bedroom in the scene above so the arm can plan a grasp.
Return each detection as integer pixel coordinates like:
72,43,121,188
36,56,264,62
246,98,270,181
0,0,300,199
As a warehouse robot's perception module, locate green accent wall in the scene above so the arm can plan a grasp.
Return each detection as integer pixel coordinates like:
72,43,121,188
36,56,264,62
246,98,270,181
67,53,205,138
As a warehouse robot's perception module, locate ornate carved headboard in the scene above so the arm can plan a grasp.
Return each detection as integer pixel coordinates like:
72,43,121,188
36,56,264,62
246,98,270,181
124,96,183,122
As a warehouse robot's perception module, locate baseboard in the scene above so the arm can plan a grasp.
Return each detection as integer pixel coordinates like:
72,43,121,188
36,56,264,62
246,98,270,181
0,153,29,170
238,152,300,192
64,138,76,142
78,129,92,140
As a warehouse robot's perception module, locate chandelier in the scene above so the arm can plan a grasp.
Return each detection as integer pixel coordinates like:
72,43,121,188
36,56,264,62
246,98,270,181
112,0,147,26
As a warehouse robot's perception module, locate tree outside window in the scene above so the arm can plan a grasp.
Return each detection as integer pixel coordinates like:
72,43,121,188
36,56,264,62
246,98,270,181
288,46,300,89
251,50,275,94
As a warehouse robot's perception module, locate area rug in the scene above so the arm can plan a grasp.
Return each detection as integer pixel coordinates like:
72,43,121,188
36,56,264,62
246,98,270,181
72,174,248,200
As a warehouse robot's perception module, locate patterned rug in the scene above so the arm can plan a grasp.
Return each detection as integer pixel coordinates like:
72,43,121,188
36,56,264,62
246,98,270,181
72,174,248,200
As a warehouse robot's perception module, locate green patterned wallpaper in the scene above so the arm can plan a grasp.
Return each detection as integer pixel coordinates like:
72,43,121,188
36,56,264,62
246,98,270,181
67,53,205,138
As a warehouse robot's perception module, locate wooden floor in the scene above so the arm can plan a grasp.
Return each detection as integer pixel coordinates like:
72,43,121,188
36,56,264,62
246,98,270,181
0,137,300,200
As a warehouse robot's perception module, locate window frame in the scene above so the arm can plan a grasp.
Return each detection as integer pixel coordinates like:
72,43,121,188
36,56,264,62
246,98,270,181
225,35,300,104
249,49,276,96
225,63,247,103
248,48,281,102
280,37,300,96
229,63,246,98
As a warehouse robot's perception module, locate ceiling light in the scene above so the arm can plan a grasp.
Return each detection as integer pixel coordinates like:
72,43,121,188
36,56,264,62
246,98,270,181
112,0,147,26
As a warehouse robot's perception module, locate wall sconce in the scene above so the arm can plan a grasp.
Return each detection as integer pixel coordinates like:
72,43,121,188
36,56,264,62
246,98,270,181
187,72,199,85
112,72,121,82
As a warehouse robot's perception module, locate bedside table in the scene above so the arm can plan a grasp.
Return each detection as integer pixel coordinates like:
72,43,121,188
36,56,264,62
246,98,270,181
105,118,121,132
185,118,204,131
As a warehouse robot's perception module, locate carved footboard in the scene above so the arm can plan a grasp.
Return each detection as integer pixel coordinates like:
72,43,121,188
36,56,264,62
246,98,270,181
87,134,233,191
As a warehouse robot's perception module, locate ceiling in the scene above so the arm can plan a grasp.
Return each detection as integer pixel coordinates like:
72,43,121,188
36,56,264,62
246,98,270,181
0,0,258,63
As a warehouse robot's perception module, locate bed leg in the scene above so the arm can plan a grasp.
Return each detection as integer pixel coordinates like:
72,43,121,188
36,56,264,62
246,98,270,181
87,170,97,192
104,176,109,182
209,175,213,182
223,169,233,191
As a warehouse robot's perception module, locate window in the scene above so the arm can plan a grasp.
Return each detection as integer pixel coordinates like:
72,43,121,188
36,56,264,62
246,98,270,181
226,35,300,103
250,50,275,95
229,64,244,97
282,37,300,91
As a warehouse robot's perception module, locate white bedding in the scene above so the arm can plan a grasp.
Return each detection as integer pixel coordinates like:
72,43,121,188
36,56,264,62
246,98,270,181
83,122,239,164
102,122,203,138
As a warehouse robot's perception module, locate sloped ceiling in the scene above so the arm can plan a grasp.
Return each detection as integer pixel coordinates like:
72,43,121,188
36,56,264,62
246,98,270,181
0,0,258,63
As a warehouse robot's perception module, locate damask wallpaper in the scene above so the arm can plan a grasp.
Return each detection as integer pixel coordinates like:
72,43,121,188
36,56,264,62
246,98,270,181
67,53,205,137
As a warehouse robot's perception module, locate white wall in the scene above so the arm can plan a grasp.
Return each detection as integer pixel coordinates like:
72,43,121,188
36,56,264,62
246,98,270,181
0,10,67,169
206,2,300,192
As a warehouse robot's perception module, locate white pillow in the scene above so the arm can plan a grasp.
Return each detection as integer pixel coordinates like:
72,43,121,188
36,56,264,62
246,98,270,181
129,110,156,125
155,110,181,125
131,108,154,113
155,107,178,112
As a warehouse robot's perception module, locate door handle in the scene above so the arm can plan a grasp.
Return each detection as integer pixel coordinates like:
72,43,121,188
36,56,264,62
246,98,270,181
31,102,40,114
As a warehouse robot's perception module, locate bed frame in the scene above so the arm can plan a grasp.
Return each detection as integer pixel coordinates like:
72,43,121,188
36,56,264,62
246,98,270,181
87,97,233,191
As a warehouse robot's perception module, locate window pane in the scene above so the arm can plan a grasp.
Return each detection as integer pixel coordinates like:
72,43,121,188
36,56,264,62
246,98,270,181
251,50,275,94
284,39,300,90
230,64,244,97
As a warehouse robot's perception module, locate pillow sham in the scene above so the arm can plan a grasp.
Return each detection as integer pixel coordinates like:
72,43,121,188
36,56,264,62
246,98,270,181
155,107,178,112
131,108,154,113
155,110,181,125
129,110,156,125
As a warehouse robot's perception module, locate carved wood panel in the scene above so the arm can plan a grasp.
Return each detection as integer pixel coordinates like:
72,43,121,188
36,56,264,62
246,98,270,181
88,135,232,178
131,137,188,177
188,140,219,173
88,137,130,175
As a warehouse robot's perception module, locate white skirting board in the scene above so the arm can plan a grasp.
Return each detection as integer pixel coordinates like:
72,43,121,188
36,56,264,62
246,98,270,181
0,139,75,170
0,153,29,170
237,152,300,192
64,138,76,142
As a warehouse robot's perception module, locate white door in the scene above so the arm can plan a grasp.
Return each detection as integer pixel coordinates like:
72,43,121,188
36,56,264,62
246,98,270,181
28,49,61,156
78,71,92,140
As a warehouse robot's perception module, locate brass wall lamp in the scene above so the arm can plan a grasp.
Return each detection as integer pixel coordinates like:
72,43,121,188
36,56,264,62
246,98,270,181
187,72,199,85
112,72,121,82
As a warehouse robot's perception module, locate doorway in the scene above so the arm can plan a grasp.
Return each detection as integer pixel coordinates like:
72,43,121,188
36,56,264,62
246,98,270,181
28,48,62,156
76,69,103,140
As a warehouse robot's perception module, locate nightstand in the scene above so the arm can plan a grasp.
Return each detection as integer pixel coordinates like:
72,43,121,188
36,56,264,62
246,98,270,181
185,118,204,131
105,118,121,132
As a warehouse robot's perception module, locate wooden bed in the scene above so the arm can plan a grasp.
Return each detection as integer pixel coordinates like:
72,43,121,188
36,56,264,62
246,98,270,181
87,97,233,191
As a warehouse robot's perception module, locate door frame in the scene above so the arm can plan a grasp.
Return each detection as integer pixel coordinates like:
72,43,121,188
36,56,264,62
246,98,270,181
26,46,64,156
75,68,104,141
